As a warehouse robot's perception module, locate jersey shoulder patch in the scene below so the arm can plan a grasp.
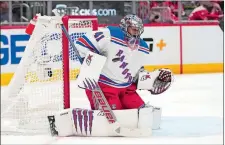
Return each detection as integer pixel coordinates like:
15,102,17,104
138,39,149,54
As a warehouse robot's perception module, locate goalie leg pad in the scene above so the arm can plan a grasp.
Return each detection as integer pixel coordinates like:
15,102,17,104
48,108,139,137
138,107,153,129
152,107,162,130
138,106,162,130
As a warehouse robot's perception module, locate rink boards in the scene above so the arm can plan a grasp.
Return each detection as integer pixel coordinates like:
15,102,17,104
0,23,223,86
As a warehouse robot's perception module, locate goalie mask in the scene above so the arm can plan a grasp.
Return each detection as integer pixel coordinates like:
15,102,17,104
120,14,144,50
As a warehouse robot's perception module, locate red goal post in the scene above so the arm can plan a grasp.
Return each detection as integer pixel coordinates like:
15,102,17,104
62,16,98,109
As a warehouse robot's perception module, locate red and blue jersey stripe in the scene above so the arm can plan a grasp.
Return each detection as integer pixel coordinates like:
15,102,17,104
111,36,127,47
99,74,132,87
138,46,149,54
76,35,100,54
138,39,149,54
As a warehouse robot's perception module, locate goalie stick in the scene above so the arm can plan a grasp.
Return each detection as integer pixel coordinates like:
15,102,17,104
85,78,151,137
52,9,151,137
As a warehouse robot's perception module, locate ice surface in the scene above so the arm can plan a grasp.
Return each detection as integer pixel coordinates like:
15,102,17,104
1,73,223,144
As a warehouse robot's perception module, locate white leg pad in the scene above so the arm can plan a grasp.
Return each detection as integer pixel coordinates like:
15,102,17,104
48,108,139,137
138,107,154,129
152,107,162,130
138,106,162,130
54,109,74,136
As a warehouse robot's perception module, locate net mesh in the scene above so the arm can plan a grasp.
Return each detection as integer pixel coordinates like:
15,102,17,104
1,16,97,135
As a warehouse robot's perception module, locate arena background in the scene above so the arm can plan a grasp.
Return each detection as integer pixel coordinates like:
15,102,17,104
0,0,224,86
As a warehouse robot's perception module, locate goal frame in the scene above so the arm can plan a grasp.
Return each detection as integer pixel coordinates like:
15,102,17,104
61,15,98,109
1,15,99,135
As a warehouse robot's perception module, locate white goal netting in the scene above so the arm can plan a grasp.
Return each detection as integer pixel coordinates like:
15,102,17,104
1,15,98,135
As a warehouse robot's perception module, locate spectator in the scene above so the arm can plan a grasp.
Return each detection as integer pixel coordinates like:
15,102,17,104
147,1,179,23
210,1,223,20
150,1,159,8
170,1,186,17
143,8,175,24
188,2,223,20
143,10,161,23
137,1,151,20
0,1,9,23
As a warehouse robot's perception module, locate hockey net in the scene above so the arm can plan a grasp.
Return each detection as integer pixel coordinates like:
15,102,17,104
1,15,98,135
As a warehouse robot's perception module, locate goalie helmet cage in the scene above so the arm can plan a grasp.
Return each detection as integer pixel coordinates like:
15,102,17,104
1,15,98,135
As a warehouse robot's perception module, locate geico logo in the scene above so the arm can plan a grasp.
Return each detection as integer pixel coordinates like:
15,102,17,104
71,7,117,16
0,34,30,65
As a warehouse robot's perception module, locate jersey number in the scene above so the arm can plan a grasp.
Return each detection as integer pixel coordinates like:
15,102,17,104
94,32,104,42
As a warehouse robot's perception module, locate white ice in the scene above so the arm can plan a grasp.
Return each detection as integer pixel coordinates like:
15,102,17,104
1,73,223,144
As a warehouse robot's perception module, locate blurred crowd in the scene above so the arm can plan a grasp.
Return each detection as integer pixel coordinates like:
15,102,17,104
139,1,224,24
0,1,9,22
0,1,224,25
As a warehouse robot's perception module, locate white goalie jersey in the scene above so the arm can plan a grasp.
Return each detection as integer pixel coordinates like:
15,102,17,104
75,26,150,88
